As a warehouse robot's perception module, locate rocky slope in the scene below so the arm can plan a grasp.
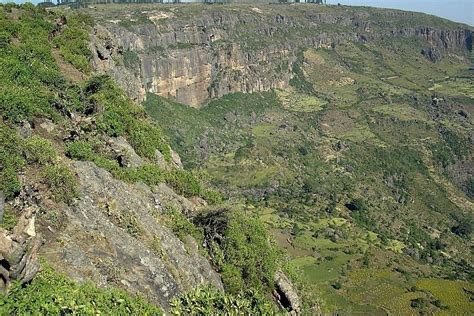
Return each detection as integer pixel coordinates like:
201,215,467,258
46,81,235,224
41,160,222,308
85,4,472,107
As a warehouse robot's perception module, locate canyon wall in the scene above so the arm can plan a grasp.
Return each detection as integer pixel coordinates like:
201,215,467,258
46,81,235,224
87,4,473,107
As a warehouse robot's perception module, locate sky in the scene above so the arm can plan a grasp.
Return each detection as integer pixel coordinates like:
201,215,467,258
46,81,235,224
0,0,472,26
326,0,473,25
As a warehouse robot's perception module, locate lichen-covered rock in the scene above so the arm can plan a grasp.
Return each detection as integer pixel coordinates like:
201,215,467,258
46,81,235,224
106,136,144,168
40,161,222,309
0,206,42,293
421,46,442,62
274,270,301,315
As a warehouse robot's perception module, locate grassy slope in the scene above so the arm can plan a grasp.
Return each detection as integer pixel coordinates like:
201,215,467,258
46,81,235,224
146,22,474,314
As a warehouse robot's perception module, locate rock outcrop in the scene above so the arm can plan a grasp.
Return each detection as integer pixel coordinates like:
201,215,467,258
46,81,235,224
274,270,302,315
41,160,222,309
87,4,472,107
0,206,42,293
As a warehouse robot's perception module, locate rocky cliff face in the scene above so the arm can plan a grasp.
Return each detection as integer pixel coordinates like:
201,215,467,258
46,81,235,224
40,160,222,308
87,4,472,107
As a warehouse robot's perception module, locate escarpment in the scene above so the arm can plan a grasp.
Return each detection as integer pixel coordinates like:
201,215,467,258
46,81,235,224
87,4,472,107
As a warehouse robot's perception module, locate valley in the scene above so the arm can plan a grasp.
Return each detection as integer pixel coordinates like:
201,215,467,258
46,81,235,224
0,2,472,315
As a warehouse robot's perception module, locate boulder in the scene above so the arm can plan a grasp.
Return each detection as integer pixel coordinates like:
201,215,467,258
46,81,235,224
0,205,42,293
106,136,144,168
274,270,301,314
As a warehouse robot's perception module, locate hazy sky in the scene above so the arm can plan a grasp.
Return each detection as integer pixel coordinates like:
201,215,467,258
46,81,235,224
326,0,473,25
1,0,472,26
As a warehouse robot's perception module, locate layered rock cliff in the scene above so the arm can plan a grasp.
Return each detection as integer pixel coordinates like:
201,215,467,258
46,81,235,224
86,4,472,107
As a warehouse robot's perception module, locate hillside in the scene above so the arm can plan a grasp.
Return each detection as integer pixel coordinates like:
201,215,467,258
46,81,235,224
0,2,473,315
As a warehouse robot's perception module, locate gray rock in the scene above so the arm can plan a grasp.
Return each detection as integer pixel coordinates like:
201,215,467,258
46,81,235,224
154,149,168,169
0,191,4,224
0,205,42,293
106,136,144,168
41,161,222,309
170,149,183,169
274,270,301,314
421,46,442,63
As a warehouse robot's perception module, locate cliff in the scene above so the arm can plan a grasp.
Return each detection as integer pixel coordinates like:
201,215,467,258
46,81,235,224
86,4,473,107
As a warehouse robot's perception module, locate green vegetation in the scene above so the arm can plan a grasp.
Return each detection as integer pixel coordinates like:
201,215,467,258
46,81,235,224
87,75,171,161
0,123,25,199
170,286,275,315
416,279,474,315
0,205,19,232
1,3,473,315
196,210,281,295
52,13,93,73
24,136,57,165
41,165,79,203
123,48,140,70
66,139,220,201
0,265,162,315
163,205,203,242
146,29,474,314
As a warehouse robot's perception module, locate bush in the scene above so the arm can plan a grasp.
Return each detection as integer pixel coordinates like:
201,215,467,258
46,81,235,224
85,76,171,162
0,123,25,200
163,205,203,242
451,219,472,238
24,136,56,165
52,14,92,73
0,265,162,315
410,297,428,309
197,210,281,294
201,189,223,205
66,140,95,161
164,169,202,197
170,286,275,315
41,165,78,203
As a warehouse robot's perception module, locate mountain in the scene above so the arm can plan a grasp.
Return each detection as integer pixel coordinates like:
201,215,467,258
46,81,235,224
0,2,473,315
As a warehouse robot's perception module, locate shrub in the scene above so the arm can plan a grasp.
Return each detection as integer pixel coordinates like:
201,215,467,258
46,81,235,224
85,76,171,162
170,286,275,315
0,85,53,123
0,123,25,200
451,219,472,238
331,281,342,290
121,164,165,186
24,136,56,165
52,14,92,73
197,210,281,294
410,297,428,309
0,206,18,231
41,165,78,203
163,205,203,242
0,265,162,315
164,169,202,197
66,140,95,161
201,189,223,205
